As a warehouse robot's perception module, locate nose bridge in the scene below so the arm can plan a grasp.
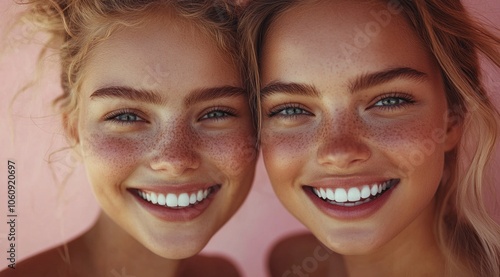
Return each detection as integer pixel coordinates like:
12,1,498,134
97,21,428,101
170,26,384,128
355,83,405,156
326,108,360,137
317,109,370,168
150,118,200,173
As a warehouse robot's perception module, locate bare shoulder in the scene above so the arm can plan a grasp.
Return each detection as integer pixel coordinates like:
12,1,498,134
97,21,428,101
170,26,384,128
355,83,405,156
268,232,347,277
180,254,241,277
0,245,77,277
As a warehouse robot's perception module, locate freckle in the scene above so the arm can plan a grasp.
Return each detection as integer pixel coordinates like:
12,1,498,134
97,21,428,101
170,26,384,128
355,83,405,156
84,132,144,170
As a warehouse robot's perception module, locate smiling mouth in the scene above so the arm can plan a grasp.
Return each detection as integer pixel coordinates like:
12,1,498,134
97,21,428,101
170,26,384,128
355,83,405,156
135,185,221,209
306,179,400,207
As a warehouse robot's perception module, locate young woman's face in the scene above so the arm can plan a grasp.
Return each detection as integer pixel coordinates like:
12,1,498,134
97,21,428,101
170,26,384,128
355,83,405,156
75,14,257,259
260,0,460,254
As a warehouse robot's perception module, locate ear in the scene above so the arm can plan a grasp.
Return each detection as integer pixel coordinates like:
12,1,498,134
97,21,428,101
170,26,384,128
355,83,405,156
443,112,462,151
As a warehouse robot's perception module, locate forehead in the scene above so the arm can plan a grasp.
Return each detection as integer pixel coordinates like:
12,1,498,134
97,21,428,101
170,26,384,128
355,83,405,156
261,0,437,85
81,12,239,95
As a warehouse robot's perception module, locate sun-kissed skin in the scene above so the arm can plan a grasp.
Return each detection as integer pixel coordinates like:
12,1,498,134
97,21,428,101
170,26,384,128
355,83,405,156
1,9,256,277
260,1,461,276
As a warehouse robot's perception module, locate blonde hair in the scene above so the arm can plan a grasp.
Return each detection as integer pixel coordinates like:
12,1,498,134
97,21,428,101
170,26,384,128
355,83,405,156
21,0,246,142
240,0,500,276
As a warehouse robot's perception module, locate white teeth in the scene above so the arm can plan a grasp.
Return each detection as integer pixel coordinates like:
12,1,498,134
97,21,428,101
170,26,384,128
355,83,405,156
320,188,327,199
189,193,197,204
334,188,348,203
150,193,158,204
326,188,335,201
197,190,204,201
178,193,190,207
139,187,214,208
166,193,178,207
312,180,397,204
347,187,361,202
157,193,166,205
313,188,321,198
361,185,371,199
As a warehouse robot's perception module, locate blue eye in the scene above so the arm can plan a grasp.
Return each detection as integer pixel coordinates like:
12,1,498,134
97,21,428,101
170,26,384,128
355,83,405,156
105,110,146,125
372,93,415,109
203,111,229,119
280,107,307,115
268,104,312,118
114,113,142,121
200,108,235,121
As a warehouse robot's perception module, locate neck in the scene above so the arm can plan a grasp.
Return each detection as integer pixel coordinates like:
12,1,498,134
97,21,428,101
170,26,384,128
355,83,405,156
68,212,182,277
342,201,446,277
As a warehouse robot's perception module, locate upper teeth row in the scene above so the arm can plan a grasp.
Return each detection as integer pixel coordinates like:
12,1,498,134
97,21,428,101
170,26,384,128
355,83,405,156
313,181,391,203
138,189,209,208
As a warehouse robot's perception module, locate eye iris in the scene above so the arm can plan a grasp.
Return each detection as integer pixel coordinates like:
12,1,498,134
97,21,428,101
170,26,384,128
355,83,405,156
207,111,226,118
117,114,137,121
284,107,302,115
382,98,402,106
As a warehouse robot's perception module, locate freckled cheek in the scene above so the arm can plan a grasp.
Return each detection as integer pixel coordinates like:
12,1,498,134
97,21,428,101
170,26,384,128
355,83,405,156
369,119,444,151
80,132,148,178
199,130,258,177
368,119,447,177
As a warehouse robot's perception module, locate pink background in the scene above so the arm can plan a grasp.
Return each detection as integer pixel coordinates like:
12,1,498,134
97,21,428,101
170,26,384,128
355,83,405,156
0,1,499,276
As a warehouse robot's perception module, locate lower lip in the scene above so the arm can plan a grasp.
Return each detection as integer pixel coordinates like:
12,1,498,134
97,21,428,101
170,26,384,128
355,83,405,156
129,188,219,222
304,182,398,220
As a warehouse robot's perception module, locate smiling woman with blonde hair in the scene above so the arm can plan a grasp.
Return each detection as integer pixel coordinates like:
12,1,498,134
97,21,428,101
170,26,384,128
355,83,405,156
240,0,500,276
1,1,258,276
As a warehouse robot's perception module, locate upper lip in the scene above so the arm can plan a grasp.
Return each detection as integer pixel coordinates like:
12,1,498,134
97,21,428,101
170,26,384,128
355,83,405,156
130,183,219,194
305,176,395,189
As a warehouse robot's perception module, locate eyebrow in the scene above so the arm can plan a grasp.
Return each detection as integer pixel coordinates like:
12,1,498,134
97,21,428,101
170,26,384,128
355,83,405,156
348,67,428,93
90,85,246,106
260,67,427,100
260,82,320,100
90,86,164,104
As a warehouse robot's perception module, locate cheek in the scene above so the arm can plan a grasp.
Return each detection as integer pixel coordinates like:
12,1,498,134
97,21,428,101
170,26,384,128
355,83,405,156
200,128,258,178
368,115,447,177
80,132,148,180
261,128,312,183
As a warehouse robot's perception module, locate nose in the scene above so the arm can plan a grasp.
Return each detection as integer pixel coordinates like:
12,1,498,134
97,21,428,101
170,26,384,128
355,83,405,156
149,125,201,176
317,117,371,170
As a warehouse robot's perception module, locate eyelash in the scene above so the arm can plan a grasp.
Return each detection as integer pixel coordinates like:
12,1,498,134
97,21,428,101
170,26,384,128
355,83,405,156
266,92,414,119
105,109,146,125
267,103,312,118
104,106,236,126
200,107,237,121
371,92,415,110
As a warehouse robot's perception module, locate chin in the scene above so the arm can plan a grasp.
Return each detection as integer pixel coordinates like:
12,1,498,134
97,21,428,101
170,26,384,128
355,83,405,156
134,224,216,259
316,226,388,256
153,246,205,260
146,235,211,259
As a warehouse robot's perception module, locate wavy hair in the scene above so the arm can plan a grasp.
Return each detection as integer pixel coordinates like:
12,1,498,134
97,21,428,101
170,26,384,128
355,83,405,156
239,0,500,276
19,0,246,142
